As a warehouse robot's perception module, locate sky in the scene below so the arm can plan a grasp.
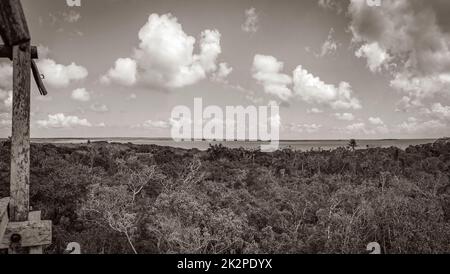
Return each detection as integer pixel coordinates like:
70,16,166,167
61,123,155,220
0,0,450,139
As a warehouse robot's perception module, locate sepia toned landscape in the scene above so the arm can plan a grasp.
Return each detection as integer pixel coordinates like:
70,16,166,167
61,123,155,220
1,0,450,256
1,138,449,254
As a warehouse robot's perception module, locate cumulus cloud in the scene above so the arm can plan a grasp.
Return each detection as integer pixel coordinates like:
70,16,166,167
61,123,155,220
396,117,447,136
0,113,11,128
103,14,230,89
343,119,390,136
242,7,259,33
71,88,91,102
101,58,137,86
345,122,368,134
38,59,88,88
355,42,391,72
293,66,361,110
307,108,324,114
250,54,361,108
430,103,450,121
3,91,12,109
90,103,109,113
334,112,355,121
37,113,92,128
252,54,293,101
368,117,384,125
348,0,450,100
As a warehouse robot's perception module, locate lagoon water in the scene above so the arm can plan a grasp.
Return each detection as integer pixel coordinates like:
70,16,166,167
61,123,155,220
30,138,436,151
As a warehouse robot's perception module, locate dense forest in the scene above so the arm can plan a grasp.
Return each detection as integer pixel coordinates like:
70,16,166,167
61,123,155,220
0,140,449,254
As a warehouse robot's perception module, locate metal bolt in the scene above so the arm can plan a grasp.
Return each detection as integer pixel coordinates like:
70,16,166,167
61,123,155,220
11,234,21,243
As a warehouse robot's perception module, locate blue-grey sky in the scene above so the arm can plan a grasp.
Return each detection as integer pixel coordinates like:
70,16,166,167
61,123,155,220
0,0,449,139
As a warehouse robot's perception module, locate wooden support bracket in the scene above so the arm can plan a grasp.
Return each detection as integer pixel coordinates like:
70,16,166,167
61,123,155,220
0,197,10,241
0,45,38,59
0,212,52,250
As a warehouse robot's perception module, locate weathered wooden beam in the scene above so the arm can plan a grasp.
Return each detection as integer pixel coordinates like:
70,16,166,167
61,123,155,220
0,219,52,249
0,0,30,46
28,211,44,254
9,42,31,223
0,197,9,242
31,59,47,96
0,45,38,59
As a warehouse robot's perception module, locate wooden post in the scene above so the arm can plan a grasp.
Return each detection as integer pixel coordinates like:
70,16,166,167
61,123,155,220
9,42,31,223
0,0,31,46
0,0,52,254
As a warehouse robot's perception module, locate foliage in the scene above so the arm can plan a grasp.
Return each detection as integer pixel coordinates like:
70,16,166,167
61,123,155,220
0,141,449,254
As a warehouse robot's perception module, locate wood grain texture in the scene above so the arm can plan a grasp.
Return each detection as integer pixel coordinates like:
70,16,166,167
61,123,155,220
0,220,52,249
9,42,31,223
31,59,47,96
0,0,30,46
0,45,38,59
28,211,44,254
0,197,9,242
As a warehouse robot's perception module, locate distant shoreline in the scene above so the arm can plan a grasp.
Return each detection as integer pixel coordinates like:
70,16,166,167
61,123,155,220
1,137,439,151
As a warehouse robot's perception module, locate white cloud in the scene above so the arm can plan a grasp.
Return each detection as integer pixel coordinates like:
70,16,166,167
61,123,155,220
307,108,323,114
104,14,229,89
242,7,259,33
355,42,391,72
0,113,11,128
334,113,355,121
37,113,92,128
4,91,12,109
101,58,137,86
430,103,450,121
90,103,109,113
345,122,373,135
38,59,88,88
396,118,447,135
395,96,422,112
368,117,384,125
197,29,222,73
293,65,361,110
71,88,91,102
0,89,12,111
348,0,450,100
252,54,293,101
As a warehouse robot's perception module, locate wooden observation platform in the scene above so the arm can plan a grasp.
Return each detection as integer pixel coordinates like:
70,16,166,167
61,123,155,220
0,0,51,254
